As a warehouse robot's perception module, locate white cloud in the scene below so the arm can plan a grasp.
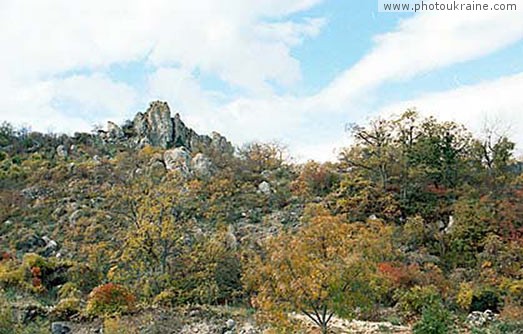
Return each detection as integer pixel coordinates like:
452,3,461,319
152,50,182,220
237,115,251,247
312,0,523,111
0,0,324,92
0,74,138,133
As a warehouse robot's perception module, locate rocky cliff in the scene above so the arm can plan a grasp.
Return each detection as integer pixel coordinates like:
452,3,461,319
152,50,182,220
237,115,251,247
99,101,233,154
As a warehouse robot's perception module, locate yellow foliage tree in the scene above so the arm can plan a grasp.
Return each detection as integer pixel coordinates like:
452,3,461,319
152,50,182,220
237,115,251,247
245,206,394,334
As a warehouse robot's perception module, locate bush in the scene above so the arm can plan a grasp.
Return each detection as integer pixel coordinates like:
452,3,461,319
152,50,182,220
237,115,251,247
51,297,81,320
0,292,16,334
396,285,441,316
413,303,456,334
153,289,177,307
58,282,82,299
85,283,136,316
457,282,474,311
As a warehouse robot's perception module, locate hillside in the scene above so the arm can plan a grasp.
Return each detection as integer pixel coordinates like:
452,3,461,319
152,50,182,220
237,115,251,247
1,103,522,334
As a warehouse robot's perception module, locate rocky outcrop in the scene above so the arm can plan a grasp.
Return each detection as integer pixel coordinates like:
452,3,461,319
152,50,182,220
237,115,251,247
191,153,215,178
102,101,233,154
164,147,191,175
133,101,174,148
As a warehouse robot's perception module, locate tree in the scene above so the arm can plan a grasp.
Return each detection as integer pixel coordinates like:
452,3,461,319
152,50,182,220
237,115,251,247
107,173,193,296
245,206,393,333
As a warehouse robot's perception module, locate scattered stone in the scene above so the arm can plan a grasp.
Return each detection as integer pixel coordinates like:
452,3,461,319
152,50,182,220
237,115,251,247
56,145,68,158
226,318,236,330
42,236,59,255
21,186,51,200
51,322,71,334
467,309,497,327
257,181,271,195
149,160,166,175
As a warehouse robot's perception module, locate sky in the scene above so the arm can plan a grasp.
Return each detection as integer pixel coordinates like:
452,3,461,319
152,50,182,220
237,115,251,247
1,0,523,161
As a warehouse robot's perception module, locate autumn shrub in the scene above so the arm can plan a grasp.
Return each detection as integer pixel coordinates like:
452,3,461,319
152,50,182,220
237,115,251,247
457,282,474,311
396,285,441,316
153,289,177,307
50,297,81,320
58,282,82,299
0,292,16,334
412,302,456,334
66,263,100,293
502,279,523,306
0,260,25,290
85,283,136,316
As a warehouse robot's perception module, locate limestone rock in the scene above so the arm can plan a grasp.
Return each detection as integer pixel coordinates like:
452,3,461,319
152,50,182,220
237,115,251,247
51,322,71,334
467,310,497,327
164,147,191,174
147,101,174,148
107,121,124,139
56,145,68,158
211,131,234,154
226,318,236,330
257,181,271,195
191,153,214,178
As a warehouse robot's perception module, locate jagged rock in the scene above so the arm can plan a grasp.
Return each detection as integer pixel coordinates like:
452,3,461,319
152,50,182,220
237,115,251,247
56,145,68,158
51,322,71,334
134,101,174,148
191,153,214,178
94,101,233,155
107,121,124,139
257,181,271,195
211,131,233,154
164,147,191,174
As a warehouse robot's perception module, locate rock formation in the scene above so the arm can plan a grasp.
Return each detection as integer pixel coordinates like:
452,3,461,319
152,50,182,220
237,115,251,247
104,101,233,154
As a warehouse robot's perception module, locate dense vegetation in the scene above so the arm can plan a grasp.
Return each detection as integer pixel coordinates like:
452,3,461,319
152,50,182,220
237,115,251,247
1,110,522,333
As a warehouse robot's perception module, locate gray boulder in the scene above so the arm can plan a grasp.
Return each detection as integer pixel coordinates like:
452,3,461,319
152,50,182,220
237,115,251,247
164,147,191,175
226,318,236,330
51,322,71,334
258,181,271,195
56,145,68,158
191,153,214,178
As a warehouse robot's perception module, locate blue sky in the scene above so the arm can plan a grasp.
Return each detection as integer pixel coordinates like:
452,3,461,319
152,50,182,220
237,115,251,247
1,0,522,161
